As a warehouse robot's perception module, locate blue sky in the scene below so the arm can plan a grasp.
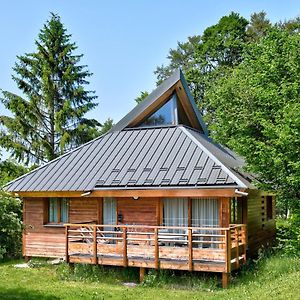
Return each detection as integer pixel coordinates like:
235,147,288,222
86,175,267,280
0,0,299,155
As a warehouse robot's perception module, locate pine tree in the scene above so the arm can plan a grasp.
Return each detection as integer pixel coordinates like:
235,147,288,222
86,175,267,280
0,13,100,165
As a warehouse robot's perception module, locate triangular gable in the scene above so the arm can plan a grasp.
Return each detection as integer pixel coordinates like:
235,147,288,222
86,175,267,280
111,69,208,135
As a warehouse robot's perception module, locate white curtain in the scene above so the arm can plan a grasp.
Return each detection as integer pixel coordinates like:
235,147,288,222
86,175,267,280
192,198,219,227
163,198,188,229
192,198,219,248
103,197,116,225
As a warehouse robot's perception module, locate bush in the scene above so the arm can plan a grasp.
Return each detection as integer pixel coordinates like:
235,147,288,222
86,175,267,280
276,213,300,256
0,191,22,259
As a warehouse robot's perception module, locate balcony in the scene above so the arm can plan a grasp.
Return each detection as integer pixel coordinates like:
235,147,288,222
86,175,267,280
64,223,247,288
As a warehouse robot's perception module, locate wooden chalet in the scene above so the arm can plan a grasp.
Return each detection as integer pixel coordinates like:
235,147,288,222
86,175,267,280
5,70,275,288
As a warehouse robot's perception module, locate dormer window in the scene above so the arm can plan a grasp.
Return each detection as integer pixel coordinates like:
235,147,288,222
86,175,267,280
138,93,177,127
137,93,192,128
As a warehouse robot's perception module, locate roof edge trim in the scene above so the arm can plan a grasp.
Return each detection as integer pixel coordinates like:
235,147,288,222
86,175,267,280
180,126,248,188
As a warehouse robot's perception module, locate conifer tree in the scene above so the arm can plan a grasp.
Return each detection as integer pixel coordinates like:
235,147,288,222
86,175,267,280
0,13,100,164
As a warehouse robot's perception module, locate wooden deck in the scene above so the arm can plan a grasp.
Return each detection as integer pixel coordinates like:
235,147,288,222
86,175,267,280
64,224,247,287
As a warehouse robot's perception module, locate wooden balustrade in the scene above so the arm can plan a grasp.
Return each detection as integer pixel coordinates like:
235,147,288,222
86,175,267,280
64,223,247,287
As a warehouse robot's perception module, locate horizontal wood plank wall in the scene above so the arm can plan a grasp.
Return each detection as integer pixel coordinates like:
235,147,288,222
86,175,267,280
247,190,276,255
23,198,65,257
117,198,159,226
69,198,102,224
24,197,103,258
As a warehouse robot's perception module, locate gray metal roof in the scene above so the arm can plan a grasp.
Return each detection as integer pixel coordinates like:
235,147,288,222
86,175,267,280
6,125,252,192
110,69,208,135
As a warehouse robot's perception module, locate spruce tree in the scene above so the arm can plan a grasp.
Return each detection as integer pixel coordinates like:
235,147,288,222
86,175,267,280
0,13,100,164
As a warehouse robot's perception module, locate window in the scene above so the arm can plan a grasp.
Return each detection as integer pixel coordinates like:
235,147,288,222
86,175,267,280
103,197,117,225
192,198,219,227
139,94,177,127
163,198,188,227
192,198,220,249
136,92,195,128
48,198,69,223
266,196,273,220
103,198,117,238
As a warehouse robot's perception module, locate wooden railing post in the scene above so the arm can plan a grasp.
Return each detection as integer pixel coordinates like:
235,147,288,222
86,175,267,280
235,227,239,269
188,228,193,272
123,226,128,267
242,225,247,263
225,228,231,273
223,227,231,288
93,226,97,265
65,225,69,263
154,228,159,269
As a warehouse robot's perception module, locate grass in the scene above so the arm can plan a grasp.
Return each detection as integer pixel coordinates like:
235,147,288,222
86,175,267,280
0,252,300,300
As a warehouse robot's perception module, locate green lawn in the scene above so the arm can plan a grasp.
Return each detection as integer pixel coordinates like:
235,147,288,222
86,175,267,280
0,253,300,300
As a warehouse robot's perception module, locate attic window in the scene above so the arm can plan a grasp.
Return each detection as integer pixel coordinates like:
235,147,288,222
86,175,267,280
138,93,178,127
137,93,193,128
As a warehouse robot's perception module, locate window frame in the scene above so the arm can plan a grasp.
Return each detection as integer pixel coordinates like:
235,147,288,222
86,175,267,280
45,198,69,225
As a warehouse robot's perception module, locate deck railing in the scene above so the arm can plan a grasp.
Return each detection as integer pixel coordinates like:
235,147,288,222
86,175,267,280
64,224,246,273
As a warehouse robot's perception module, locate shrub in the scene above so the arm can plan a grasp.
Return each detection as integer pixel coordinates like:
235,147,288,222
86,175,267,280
0,191,22,259
276,213,300,256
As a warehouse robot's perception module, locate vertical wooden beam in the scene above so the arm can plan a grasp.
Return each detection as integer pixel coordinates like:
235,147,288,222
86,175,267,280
122,226,128,267
188,228,193,271
221,198,230,227
139,267,145,283
93,226,97,264
223,227,231,288
225,228,231,274
160,199,164,225
97,198,102,224
242,224,247,263
235,227,239,269
222,273,230,289
65,225,69,263
188,198,192,227
154,228,159,269
156,198,161,225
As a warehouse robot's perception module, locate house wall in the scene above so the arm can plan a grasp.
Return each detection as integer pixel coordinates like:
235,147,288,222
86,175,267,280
23,196,231,258
69,198,102,224
23,197,102,258
23,198,65,258
246,190,276,255
117,197,160,226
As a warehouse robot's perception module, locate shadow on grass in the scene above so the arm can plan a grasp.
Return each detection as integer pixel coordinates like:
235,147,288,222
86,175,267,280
0,287,60,300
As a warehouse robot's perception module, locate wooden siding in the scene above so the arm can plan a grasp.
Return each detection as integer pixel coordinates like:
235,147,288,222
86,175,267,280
23,197,102,258
69,198,102,224
117,198,159,226
23,198,65,257
247,190,276,255
23,194,274,259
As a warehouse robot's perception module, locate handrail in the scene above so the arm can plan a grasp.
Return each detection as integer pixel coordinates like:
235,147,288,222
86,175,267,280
64,223,244,231
65,223,247,273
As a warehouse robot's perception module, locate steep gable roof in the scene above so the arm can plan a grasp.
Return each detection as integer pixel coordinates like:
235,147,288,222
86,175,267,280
111,69,208,135
5,70,254,193
5,125,251,192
